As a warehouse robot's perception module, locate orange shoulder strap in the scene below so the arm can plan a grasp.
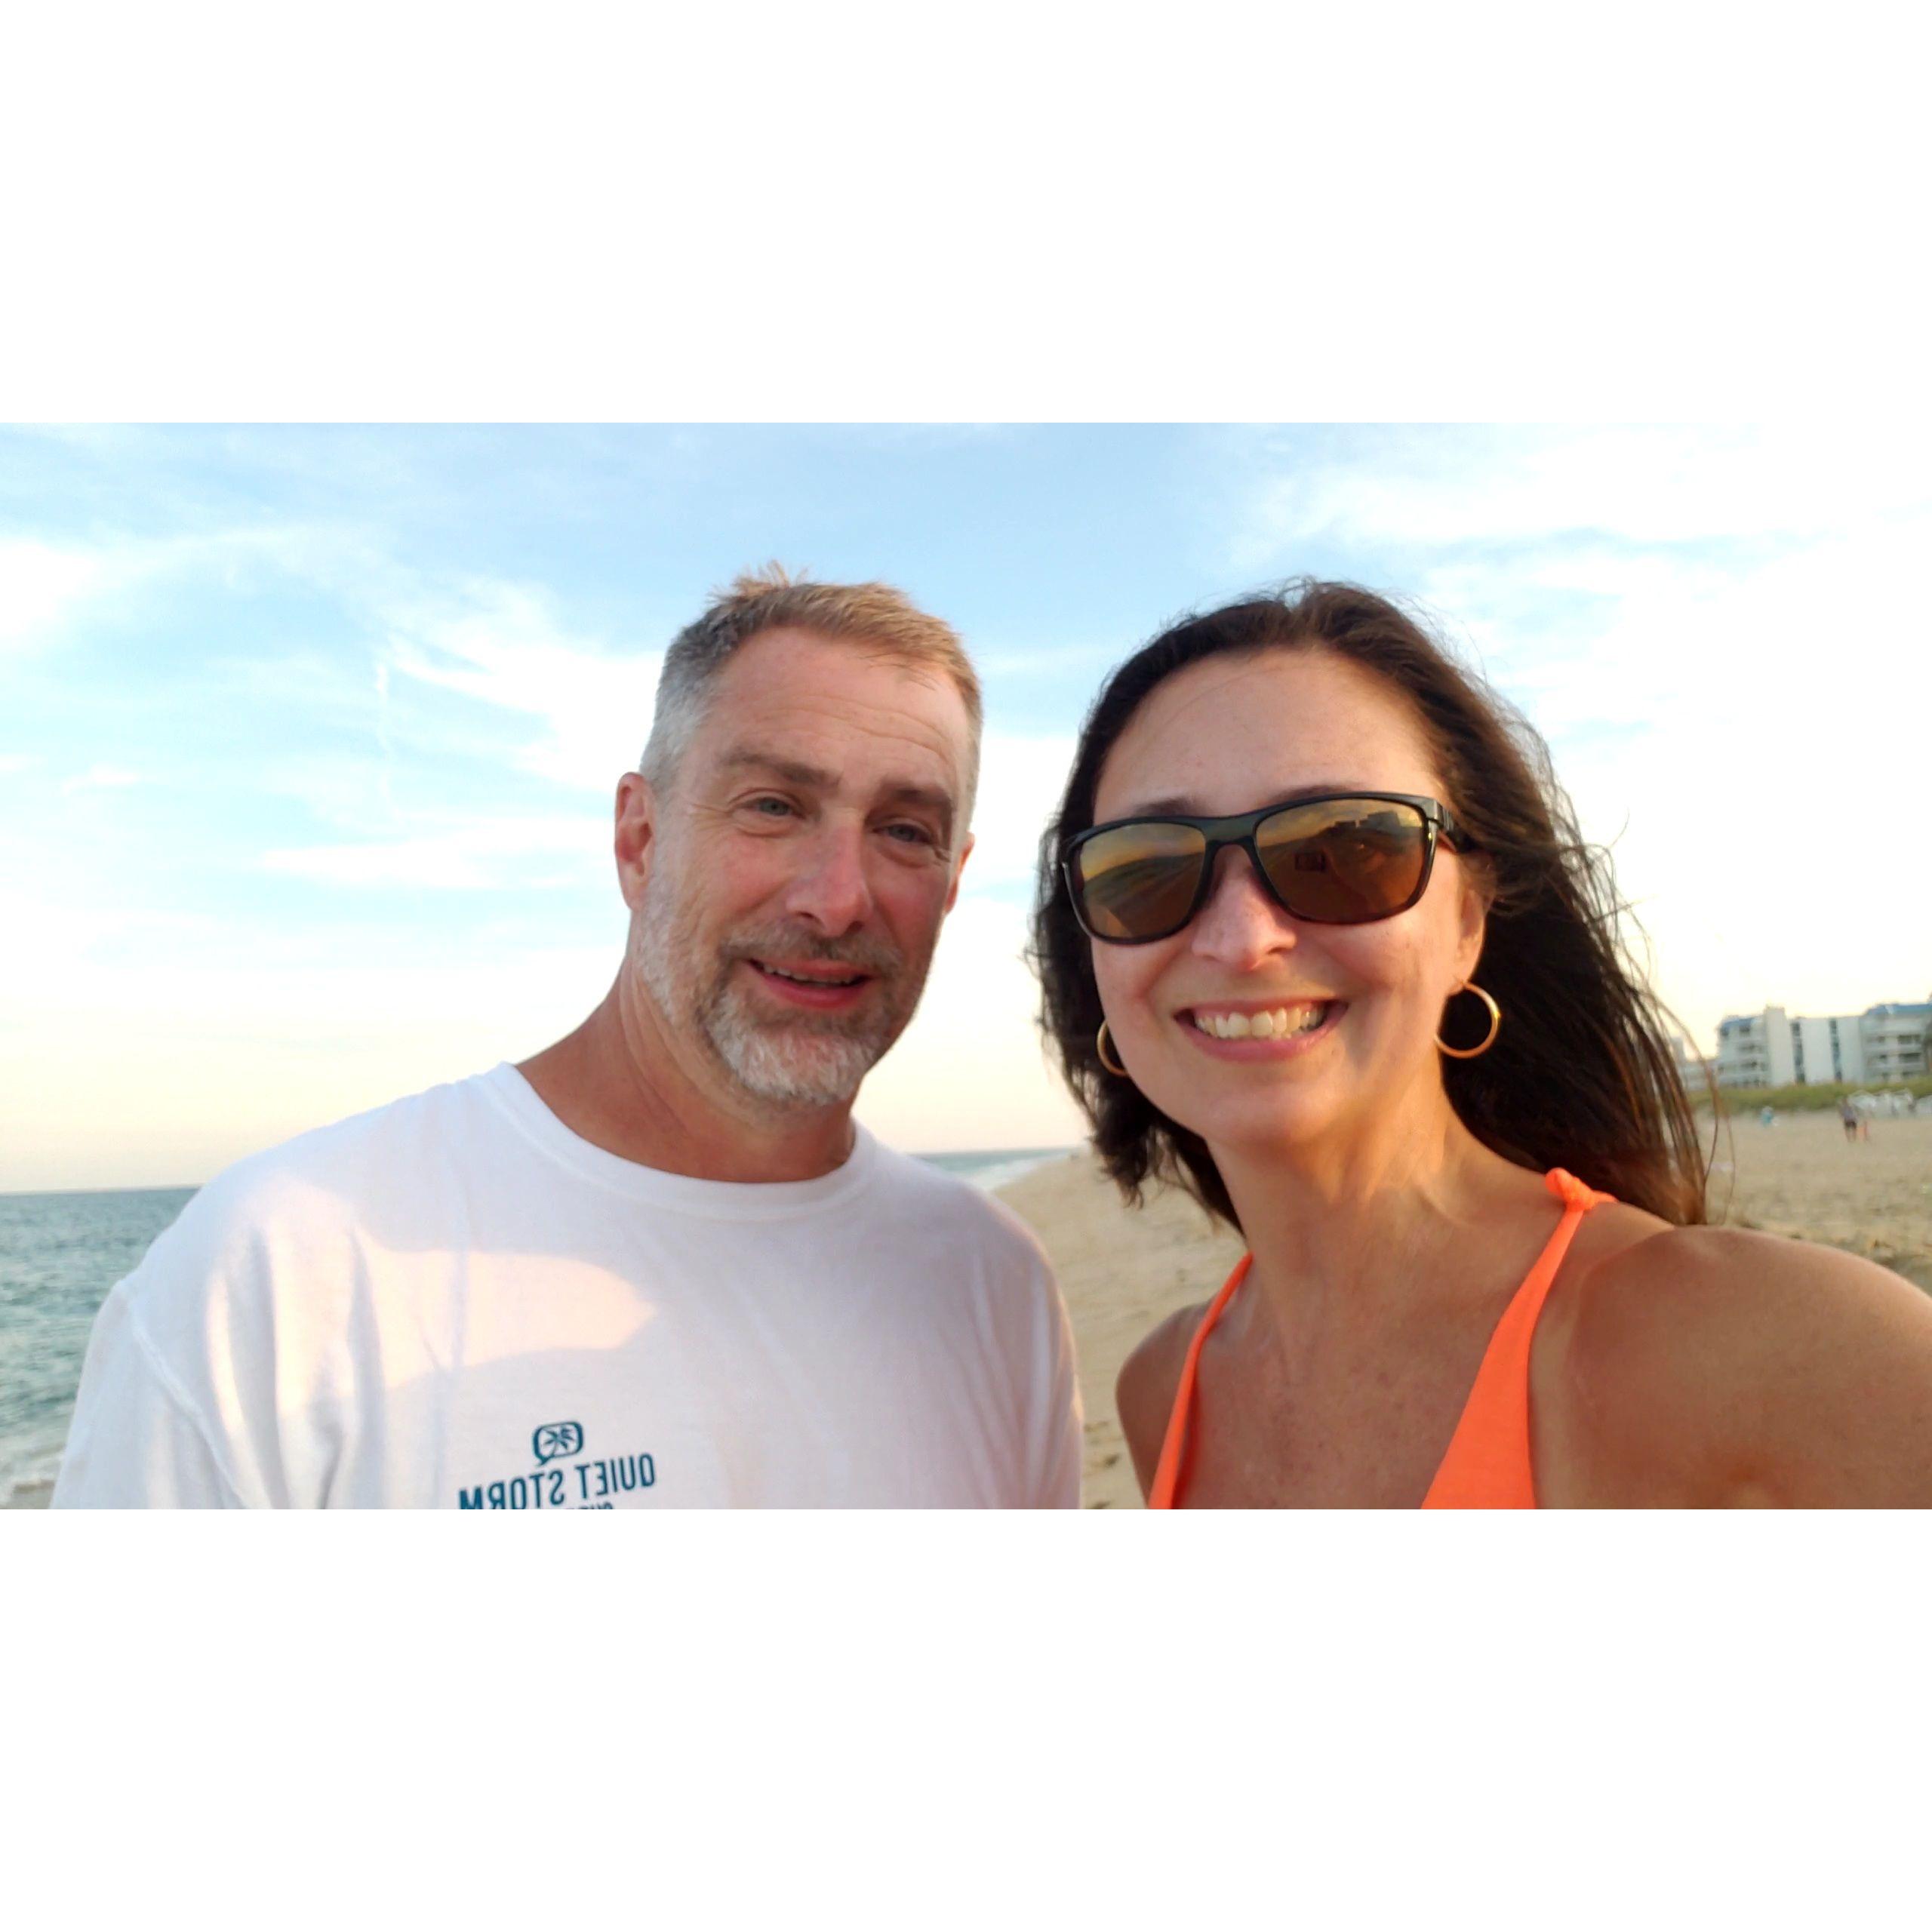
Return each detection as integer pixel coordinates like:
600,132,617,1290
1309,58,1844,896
1420,1168,1613,1510
1146,1254,1251,1509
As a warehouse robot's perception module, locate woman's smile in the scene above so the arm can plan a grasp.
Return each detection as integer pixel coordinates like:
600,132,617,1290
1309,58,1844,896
1178,997,1347,1054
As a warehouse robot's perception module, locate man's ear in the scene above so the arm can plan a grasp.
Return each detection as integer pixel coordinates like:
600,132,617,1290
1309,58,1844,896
614,772,657,912
943,832,974,916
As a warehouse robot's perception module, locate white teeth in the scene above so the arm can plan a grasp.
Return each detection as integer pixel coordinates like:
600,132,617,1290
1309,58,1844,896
1192,1004,1329,1040
767,966,860,986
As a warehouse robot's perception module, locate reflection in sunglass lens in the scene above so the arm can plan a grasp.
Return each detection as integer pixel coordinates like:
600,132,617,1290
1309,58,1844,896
1072,820,1208,940
1256,799,1428,921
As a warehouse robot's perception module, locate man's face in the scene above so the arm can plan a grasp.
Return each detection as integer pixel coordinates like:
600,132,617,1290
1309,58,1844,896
623,626,975,1112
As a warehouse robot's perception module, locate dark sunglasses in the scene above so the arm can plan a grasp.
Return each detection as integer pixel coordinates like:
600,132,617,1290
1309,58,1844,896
1063,792,1472,944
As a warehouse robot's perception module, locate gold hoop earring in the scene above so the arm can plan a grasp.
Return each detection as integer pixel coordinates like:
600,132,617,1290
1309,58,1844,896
1096,1020,1130,1078
1435,982,1501,1060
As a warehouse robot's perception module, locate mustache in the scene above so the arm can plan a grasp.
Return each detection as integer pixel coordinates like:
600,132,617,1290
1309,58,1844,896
718,921,905,978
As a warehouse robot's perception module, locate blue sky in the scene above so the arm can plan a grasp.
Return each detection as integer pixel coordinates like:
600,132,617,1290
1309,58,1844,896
5,423,1930,1189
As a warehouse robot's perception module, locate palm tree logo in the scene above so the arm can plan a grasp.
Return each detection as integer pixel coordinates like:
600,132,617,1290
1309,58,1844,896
532,1422,584,1465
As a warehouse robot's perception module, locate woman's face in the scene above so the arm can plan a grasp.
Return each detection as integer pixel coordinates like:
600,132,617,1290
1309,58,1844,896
1087,648,1487,1158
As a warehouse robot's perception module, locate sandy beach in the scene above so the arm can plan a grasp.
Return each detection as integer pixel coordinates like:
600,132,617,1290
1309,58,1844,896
996,1155,1243,1509
1703,1109,1932,1291
998,1109,1932,1508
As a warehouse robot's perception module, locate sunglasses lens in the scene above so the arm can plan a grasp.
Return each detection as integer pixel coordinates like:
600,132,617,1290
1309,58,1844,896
1256,799,1429,921
1072,821,1209,939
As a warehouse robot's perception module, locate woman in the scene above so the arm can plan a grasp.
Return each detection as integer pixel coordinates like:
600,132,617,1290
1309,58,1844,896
1032,581,1932,1506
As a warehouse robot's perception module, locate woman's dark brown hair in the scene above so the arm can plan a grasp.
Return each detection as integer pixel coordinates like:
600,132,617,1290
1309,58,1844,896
1030,580,1709,1229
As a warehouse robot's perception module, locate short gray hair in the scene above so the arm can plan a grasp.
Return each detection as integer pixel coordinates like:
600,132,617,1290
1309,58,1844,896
641,565,982,811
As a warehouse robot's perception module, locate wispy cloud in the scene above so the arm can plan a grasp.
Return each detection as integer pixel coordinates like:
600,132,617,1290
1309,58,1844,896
1219,425,1932,730
0,537,125,648
971,638,1128,679
260,813,601,891
377,577,663,795
1225,425,1932,568
0,518,398,663
59,764,142,795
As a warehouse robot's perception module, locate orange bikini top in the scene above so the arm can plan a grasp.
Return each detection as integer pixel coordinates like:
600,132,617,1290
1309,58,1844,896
1147,1168,1616,1509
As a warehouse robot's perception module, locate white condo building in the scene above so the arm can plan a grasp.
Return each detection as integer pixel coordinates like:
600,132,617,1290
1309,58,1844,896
1712,1000,1932,1088
1863,1003,1932,1081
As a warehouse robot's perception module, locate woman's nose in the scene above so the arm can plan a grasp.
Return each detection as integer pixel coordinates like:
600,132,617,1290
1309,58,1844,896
1186,847,1297,968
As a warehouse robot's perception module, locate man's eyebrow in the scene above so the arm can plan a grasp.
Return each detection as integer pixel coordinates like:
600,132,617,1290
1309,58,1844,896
716,749,838,790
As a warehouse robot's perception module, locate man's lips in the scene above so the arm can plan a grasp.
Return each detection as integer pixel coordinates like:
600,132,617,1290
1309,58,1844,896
743,958,878,1010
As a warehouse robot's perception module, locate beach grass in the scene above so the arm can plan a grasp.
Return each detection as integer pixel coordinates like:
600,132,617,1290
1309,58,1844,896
1694,1076,1932,1115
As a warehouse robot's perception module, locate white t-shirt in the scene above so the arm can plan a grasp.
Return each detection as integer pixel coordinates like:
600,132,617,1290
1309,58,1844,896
53,1066,1081,1509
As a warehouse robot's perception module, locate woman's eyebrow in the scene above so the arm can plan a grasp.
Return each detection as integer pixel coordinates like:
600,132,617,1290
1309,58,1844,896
1111,780,1375,817
1114,792,1204,817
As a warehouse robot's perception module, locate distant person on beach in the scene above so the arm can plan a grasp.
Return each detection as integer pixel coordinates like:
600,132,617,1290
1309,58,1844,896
1032,580,1932,1506
1840,1097,1860,1143
56,568,1080,1509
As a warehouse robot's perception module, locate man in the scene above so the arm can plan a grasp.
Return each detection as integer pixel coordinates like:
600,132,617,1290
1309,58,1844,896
55,568,1081,1508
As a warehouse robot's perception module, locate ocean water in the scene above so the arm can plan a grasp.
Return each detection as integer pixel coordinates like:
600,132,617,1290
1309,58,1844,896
0,1146,1073,1505
0,1186,198,1503
915,1146,1074,1195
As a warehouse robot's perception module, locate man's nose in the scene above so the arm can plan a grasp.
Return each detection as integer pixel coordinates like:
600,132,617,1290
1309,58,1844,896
1187,847,1297,969
782,823,875,934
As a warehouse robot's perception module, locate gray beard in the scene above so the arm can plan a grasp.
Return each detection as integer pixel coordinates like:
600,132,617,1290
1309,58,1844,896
631,886,910,1109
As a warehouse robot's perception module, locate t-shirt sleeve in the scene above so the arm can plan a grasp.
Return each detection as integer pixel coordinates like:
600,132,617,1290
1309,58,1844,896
1025,1250,1084,1509
52,1284,246,1509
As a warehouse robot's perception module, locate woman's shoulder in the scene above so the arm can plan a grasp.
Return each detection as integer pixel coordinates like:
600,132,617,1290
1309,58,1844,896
1116,1299,1213,1497
1551,1213,1932,1504
1567,1214,1927,1349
